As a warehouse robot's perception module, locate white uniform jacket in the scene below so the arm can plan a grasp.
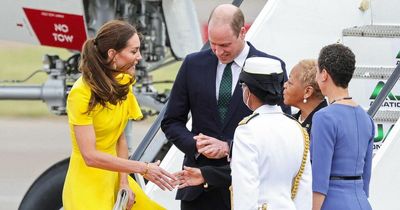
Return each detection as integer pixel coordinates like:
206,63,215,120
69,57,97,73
231,105,312,210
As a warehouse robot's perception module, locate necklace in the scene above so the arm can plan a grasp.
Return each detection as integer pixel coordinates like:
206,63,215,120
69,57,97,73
331,97,352,104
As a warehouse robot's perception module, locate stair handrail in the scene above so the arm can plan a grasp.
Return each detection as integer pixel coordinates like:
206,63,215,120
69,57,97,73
367,62,400,117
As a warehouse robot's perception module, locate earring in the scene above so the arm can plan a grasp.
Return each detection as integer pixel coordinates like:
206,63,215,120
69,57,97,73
303,98,307,104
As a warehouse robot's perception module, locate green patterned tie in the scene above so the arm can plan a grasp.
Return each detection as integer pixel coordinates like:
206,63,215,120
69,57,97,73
218,62,233,124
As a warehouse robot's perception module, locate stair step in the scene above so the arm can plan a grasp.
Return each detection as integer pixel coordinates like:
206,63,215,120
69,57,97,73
343,25,400,38
374,110,400,123
342,35,399,67
353,66,395,79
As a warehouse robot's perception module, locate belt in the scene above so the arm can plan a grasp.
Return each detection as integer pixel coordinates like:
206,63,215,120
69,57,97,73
330,176,362,180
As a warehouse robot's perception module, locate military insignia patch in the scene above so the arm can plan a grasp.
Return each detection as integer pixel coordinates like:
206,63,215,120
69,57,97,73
238,113,259,125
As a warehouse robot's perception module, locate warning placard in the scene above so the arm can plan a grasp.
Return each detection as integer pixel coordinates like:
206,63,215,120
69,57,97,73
23,7,87,51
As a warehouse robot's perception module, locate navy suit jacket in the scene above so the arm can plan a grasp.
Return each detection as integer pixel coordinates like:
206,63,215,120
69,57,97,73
161,42,289,202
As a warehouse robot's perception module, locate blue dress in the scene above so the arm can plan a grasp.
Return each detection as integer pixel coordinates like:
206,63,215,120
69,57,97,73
311,104,374,210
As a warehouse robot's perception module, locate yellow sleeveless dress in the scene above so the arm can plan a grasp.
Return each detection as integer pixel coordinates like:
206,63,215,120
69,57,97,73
62,74,165,210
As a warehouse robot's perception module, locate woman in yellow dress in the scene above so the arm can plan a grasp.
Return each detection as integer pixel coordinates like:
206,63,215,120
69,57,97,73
62,20,176,210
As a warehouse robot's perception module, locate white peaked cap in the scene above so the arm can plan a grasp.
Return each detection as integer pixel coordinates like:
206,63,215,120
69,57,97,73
243,57,283,74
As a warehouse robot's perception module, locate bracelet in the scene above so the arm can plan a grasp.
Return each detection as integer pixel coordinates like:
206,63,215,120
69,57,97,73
141,162,149,177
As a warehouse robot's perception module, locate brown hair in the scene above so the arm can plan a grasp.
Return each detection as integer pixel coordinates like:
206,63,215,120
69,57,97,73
230,9,245,37
298,59,324,100
208,4,244,37
79,20,137,113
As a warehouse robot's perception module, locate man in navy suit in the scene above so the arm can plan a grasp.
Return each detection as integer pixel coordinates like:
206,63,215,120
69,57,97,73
161,4,289,210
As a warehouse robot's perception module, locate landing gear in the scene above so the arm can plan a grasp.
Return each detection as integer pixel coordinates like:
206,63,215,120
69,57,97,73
19,158,69,210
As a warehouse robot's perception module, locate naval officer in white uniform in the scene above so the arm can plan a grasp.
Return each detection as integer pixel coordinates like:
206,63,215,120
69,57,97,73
231,57,312,210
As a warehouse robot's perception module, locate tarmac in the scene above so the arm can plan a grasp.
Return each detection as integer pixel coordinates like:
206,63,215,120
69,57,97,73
0,116,151,210
0,117,70,209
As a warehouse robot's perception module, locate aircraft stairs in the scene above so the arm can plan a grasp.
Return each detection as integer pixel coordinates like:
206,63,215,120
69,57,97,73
343,24,400,209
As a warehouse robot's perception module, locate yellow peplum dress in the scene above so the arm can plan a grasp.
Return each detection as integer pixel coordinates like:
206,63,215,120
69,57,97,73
62,74,165,210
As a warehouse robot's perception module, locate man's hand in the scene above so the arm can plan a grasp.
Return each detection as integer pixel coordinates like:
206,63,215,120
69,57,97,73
174,166,205,189
142,160,177,191
194,133,229,159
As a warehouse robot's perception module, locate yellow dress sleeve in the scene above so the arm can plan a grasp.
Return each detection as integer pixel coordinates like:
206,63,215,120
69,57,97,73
127,85,143,120
67,77,93,125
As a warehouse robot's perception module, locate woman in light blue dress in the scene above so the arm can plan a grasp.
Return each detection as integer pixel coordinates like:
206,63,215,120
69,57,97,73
311,44,375,210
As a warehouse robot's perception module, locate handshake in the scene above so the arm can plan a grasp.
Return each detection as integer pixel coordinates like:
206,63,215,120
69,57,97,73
144,133,229,190
142,163,206,191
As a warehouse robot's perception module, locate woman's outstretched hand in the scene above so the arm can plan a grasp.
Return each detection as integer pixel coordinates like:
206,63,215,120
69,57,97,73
142,160,177,191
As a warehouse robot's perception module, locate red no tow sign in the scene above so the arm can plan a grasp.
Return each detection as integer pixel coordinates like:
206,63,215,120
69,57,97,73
23,8,87,51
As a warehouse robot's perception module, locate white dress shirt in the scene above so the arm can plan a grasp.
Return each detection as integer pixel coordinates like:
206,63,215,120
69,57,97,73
215,43,250,99
231,105,312,210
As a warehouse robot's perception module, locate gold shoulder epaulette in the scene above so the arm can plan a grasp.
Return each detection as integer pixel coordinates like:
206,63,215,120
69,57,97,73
238,113,259,125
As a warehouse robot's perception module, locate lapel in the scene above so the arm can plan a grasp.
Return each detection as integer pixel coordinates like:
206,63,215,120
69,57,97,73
221,43,259,129
205,50,221,126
